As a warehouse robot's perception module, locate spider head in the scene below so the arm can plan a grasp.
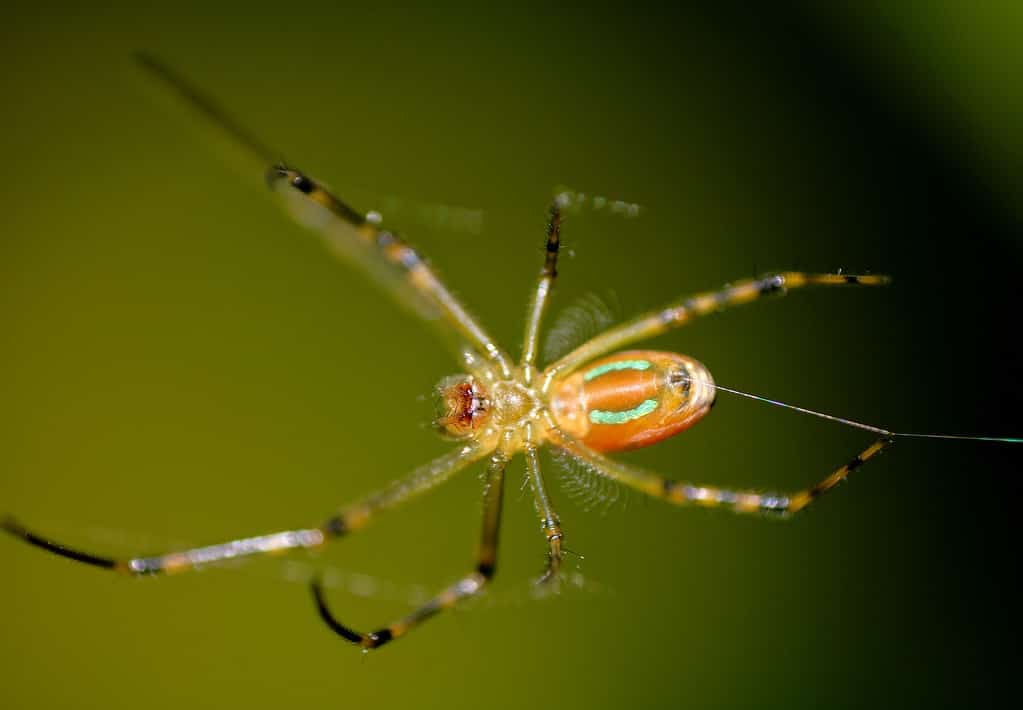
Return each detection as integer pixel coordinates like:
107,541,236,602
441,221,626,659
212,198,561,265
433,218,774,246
433,375,491,439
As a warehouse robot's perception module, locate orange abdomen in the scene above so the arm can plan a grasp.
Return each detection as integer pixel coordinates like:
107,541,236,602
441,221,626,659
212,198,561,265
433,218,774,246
549,350,716,452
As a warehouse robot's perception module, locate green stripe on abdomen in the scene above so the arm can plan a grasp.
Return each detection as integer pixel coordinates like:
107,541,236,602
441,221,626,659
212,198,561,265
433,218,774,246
582,359,651,382
588,398,658,425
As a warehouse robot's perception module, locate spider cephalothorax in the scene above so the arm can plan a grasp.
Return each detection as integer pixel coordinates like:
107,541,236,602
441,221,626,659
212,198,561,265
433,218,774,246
435,369,550,452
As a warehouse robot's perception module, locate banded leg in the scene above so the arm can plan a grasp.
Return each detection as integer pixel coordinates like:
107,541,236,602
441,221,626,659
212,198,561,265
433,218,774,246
3,444,486,576
136,54,512,376
521,199,562,378
311,449,509,650
268,166,512,376
524,433,563,583
542,272,889,389
548,425,894,516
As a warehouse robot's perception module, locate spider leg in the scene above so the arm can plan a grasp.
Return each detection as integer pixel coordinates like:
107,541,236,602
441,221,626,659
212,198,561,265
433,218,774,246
1,517,325,574
542,272,889,388
311,448,509,650
548,426,894,516
524,428,563,584
521,199,562,376
135,54,511,376
3,444,487,576
267,165,512,376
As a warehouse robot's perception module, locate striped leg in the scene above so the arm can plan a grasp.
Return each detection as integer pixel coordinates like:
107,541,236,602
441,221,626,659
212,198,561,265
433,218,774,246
521,200,562,378
548,427,894,516
268,165,513,376
135,54,512,376
1,517,326,575
3,444,486,576
311,449,509,650
542,272,889,389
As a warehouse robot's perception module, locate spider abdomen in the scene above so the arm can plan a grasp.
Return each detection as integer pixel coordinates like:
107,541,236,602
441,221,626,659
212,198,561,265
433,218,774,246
549,350,715,452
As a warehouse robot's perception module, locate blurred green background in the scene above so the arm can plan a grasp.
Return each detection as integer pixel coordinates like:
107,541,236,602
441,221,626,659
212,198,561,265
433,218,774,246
2,2,1021,708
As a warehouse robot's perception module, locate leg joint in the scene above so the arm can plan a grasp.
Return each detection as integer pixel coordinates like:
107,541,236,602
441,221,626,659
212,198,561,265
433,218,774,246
758,274,786,295
322,516,348,538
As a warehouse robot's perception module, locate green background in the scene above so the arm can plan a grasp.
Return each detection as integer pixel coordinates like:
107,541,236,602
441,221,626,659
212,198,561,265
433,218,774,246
3,3,1021,708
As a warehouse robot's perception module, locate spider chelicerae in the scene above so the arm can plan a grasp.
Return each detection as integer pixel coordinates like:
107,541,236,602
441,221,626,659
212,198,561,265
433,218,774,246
6,55,1014,651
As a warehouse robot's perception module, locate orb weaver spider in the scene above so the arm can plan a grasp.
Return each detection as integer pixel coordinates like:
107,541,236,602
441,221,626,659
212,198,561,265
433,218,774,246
4,55,1018,652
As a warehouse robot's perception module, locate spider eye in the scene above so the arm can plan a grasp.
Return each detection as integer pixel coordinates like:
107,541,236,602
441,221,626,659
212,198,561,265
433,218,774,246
433,375,488,439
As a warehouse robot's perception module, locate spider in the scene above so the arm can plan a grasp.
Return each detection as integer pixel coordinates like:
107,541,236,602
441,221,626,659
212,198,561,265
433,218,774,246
4,55,1015,651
